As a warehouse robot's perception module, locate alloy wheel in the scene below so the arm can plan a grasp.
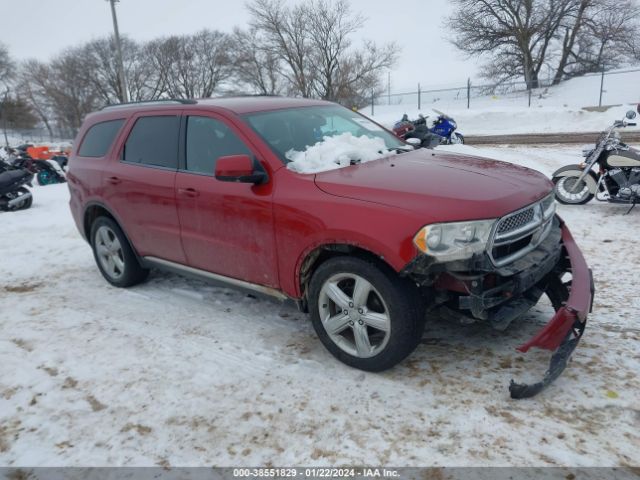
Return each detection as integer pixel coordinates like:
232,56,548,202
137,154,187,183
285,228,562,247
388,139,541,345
95,225,125,279
318,273,391,358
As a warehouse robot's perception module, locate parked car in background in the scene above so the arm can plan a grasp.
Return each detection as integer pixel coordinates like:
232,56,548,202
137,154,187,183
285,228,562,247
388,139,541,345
67,97,593,398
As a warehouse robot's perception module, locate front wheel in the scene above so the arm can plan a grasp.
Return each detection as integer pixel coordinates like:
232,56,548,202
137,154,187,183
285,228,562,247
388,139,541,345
553,175,595,205
451,132,465,144
308,256,424,372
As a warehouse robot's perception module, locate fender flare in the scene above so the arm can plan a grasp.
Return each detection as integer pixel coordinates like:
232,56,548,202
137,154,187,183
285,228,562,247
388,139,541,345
82,201,143,263
551,165,598,194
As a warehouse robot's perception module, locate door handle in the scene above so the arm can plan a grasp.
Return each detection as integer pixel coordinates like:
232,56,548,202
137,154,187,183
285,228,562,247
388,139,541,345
178,187,200,198
107,176,121,185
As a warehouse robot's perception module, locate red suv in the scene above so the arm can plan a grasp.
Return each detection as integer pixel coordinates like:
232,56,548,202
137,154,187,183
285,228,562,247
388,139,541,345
68,97,593,398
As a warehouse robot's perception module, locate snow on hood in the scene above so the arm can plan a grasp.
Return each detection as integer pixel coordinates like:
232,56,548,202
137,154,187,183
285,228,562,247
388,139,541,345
285,133,394,174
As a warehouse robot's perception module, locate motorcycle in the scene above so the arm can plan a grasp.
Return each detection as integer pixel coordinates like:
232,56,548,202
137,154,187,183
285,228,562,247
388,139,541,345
0,161,34,212
393,110,464,146
392,114,443,149
12,154,66,186
430,109,465,145
552,108,640,213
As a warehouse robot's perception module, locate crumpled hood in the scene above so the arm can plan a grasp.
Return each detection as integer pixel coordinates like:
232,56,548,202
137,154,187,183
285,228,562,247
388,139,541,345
314,148,553,223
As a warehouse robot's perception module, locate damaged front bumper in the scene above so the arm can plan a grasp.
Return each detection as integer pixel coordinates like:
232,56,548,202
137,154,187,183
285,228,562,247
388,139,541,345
508,221,593,399
403,218,594,399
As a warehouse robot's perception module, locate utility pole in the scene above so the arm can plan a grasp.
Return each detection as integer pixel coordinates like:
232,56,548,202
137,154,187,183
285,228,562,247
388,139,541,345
108,0,128,103
599,67,605,107
387,71,391,106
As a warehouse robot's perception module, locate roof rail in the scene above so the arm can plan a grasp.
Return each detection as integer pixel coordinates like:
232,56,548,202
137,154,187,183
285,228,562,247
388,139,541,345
101,99,197,110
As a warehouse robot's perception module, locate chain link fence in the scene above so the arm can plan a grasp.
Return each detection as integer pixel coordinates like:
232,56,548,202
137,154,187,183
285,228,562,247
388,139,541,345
2,127,72,146
370,67,640,116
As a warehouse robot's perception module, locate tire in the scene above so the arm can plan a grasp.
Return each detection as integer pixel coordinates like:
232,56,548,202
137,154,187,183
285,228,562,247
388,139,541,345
5,187,32,211
90,216,149,288
308,256,424,372
552,174,594,205
453,133,465,144
36,170,48,186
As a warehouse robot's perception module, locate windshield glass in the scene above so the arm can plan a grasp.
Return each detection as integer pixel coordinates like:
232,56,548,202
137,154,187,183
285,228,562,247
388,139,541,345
243,105,405,172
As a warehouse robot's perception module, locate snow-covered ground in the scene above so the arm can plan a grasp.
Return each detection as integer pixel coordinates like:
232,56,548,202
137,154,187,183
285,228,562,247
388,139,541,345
1,145,639,467
372,104,640,136
370,67,640,136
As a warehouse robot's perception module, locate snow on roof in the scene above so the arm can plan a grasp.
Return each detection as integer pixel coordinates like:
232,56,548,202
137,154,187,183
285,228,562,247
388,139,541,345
285,133,394,174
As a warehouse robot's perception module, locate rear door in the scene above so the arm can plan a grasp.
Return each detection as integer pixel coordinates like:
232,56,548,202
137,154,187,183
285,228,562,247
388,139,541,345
175,112,278,287
103,112,186,263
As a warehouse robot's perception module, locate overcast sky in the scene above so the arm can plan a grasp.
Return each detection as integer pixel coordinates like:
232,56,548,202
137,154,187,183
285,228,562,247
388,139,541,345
1,0,479,91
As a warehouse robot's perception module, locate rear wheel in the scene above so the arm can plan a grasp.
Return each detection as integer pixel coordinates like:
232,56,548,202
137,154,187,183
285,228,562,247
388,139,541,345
90,217,149,287
6,187,32,211
36,170,53,186
308,256,424,372
553,175,594,204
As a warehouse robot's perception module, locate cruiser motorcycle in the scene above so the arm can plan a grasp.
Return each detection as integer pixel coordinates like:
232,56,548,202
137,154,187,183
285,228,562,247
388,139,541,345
552,109,640,212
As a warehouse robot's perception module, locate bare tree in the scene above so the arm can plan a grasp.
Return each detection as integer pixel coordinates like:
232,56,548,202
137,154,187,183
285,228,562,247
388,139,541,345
552,0,592,84
44,48,99,136
448,0,640,87
0,95,38,129
160,30,234,99
333,41,398,106
447,0,579,88
231,27,284,95
305,0,363,99
248,0,316,97
15,60,56,139
571,0,640,72
0,43,14,88
128,41,167,101
247,0,398,104
81,36,136,104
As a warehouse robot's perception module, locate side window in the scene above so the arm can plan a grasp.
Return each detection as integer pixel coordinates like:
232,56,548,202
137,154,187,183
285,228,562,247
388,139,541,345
185,116,252,175
123,116,180,169
78,119,125,157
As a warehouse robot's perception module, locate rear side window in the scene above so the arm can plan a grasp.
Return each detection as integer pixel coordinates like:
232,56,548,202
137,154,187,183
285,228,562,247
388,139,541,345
185,116,252,175
78,119,125,157
123,116,180,169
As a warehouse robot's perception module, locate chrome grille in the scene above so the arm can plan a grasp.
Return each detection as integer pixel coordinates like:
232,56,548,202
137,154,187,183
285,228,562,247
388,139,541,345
496,207,535,234
489,195,555,267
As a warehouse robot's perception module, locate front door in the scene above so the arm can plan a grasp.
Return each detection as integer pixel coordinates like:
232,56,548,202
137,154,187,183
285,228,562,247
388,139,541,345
175,114,278,287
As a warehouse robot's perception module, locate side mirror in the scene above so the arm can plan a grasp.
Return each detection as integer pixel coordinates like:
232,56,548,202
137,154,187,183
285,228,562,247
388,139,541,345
215,155,268,185
625,110,637,120
405,137,421,147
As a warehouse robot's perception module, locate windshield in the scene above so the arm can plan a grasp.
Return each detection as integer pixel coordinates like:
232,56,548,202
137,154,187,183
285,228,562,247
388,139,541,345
243,105,405,166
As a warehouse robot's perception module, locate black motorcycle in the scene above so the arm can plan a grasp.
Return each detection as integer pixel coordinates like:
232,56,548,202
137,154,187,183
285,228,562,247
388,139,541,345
0,165,34,212
552,108,640,212
392,114,442,148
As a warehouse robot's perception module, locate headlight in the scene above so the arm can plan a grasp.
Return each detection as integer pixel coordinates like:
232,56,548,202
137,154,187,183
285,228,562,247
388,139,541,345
450,121,457,129
413,219,496,262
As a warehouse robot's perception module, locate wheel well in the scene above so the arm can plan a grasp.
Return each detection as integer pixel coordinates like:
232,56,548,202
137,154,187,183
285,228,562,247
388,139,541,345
83,205,116,242
298,244,395,311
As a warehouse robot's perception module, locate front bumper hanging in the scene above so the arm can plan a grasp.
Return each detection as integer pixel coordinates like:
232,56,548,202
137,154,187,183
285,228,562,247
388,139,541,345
509,223,594,399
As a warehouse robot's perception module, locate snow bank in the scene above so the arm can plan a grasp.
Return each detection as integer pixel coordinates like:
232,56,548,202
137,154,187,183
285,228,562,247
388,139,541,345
373,104,640,136
285,133,392,173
